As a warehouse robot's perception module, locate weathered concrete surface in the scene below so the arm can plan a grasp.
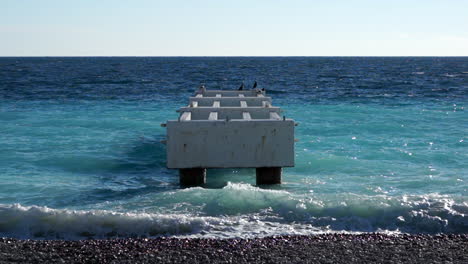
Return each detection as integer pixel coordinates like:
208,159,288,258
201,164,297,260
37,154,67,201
189,97,272,107
167,120,294,169
202,90,261,97
178,107,281,120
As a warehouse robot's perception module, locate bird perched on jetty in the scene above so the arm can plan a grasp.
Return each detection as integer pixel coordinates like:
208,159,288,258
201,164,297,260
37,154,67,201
199,84,206,93
253,81,257,89
238,82,244,90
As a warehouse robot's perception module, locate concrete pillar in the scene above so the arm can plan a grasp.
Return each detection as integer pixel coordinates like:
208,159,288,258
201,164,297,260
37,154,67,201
256,167,282,185
179,168,206,186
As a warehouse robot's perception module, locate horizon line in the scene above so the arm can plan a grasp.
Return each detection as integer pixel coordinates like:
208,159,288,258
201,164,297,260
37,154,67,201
1,55,467,58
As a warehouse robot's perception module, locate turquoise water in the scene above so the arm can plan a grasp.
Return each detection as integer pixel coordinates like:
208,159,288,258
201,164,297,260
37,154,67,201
0,57,467,239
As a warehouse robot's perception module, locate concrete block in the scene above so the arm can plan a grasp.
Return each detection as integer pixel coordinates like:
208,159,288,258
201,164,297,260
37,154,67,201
166,120,294,168
166,88,295,184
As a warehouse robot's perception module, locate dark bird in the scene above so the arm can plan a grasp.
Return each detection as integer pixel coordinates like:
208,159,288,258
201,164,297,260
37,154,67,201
261,88,265,92
253,81,257,89
238,82,244,90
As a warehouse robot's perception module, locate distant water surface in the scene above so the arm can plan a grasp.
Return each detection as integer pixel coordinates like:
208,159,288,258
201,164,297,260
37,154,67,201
0,57,467,239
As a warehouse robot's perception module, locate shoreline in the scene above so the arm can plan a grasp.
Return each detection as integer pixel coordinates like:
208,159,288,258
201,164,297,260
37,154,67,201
1,234,467,263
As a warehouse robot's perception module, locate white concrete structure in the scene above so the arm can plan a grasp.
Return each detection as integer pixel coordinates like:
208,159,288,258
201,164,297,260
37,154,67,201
165,87,295,185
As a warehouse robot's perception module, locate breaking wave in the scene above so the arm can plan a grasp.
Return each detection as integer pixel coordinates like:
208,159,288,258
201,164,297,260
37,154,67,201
1,183,467,239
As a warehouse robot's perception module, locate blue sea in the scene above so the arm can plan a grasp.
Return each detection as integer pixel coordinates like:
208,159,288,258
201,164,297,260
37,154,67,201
0,57,466,239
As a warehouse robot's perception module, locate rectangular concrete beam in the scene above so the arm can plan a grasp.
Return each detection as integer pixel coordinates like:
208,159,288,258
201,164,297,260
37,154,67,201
167,120,295,168
200,90,264,97
178,107,281,120
189,97,272,107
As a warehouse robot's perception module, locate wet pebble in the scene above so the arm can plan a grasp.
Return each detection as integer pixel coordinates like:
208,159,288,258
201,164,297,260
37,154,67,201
0,234,467,263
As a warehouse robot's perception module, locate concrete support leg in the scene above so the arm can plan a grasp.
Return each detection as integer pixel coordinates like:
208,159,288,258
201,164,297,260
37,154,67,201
256,167,282,185
179,168,206,186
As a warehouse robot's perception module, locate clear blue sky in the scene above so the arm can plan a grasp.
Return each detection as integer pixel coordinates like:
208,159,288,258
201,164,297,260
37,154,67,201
1,0,467,56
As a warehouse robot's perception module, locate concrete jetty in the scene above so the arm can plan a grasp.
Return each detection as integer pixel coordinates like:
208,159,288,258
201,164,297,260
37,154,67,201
164,86,295,186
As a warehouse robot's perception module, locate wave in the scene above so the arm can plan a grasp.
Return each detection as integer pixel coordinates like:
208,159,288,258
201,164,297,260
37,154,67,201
1,183,467,239
0,203,324,240
0,204,214,239
190,183,468,234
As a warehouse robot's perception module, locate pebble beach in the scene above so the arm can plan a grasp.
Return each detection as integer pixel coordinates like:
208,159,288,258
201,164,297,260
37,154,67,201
1,234,467,263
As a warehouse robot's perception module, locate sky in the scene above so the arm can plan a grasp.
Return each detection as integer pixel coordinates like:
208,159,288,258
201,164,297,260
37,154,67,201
1,0,467,56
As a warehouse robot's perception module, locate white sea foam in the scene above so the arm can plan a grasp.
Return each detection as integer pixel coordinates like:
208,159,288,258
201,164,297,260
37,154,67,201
0,184,467,239
0,203,325,240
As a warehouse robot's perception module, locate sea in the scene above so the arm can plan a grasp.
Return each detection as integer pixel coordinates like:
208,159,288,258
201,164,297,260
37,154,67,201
0,57,466,239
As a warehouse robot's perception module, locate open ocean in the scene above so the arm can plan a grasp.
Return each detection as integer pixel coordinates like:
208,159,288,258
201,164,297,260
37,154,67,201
0,57,466,239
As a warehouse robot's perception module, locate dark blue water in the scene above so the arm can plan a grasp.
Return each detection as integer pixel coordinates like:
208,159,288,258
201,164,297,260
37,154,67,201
0,57,467,239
